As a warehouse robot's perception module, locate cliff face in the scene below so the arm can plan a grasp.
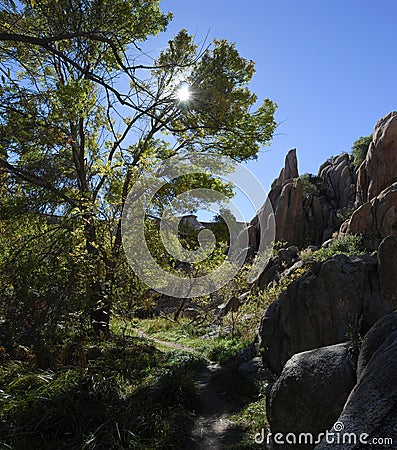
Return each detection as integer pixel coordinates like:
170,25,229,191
249,111,397,252
356,111,397,203
257,112,397,448
345,111,397,249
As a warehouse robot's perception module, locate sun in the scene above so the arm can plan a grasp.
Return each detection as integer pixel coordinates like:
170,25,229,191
176,82,191,102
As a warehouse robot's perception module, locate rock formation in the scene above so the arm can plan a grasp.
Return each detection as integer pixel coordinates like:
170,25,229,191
268,342,357,450
268,149,306,247
259,254,392,375
340,112,397,249
249,149,357,251
356,111,397,203
346,182,397,250
255,112,397,450
315,312,397,449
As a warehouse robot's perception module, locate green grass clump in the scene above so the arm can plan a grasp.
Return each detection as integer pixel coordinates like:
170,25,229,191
206,338,248,363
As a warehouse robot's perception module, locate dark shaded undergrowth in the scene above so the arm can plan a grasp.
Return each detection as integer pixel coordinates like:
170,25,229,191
0,335,205,449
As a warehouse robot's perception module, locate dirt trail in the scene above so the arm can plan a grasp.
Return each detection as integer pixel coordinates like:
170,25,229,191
134,328,202,354
135,329,243,449
184,361,243,449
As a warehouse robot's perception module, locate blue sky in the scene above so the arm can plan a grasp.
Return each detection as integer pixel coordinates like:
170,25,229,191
148,0,397,219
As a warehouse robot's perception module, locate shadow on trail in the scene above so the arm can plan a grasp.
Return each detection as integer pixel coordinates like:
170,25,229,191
184,361,245,449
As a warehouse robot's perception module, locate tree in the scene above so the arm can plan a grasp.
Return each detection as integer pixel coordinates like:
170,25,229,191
0,0,277,334
351,135,372,168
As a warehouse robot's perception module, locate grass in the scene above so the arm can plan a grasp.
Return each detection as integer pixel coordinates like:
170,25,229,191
126,316,251,363
229,397,269,449
0,334,206,449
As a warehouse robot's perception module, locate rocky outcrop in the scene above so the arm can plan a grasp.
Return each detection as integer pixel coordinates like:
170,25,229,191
268,342,357,450
249,150,357,252
268,149,307,247
346,182,397,250
356,111,397,203
259,254,397,375
254,111,397,449
315,312,397,449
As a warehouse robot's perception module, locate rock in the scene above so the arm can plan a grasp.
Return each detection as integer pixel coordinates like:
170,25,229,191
238,356,262,381
255,256,281,289
287,245,299,257
179,214,204,231
377,235,397,302
357,310,397,375
274,178,307,247
279,259,304,280
270,148,299,189
315,312,397,449
268,342,357,450
319,153,356,211
259,254,393,375
248,111,397,254
347,182,397,250
236,338,259,364
249,149,357,252
278,246,299,267
238,291,251,302
357,111,397,203
321,239,334,248
261,149,307,249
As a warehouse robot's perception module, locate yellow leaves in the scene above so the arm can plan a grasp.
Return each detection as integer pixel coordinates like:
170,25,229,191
30,0,35,7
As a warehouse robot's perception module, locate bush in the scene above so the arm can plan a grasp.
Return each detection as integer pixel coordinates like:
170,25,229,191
351,135,372,168
311,234,365,262
299,173,323,196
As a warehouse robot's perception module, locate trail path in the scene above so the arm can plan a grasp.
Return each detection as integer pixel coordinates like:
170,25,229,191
135,329,243,449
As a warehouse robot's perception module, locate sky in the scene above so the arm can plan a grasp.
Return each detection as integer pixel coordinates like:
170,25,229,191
147,0,397,220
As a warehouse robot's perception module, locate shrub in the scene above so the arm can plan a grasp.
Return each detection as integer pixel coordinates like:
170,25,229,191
311,234,365,262
351,135,372,168
299,173,323,196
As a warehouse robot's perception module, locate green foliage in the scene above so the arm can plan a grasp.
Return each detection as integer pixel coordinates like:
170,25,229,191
0,4,279,445
299,173,323,196
351,135,372,168
231,397,268,447
206,338,248,363
0,336,202,449
303,234,365,263
0,0,277,342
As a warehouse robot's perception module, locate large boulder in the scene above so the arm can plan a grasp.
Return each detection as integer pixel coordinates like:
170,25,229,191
259,254,394,375
268,342,357,450
315,311,397,449
357,111,397,203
